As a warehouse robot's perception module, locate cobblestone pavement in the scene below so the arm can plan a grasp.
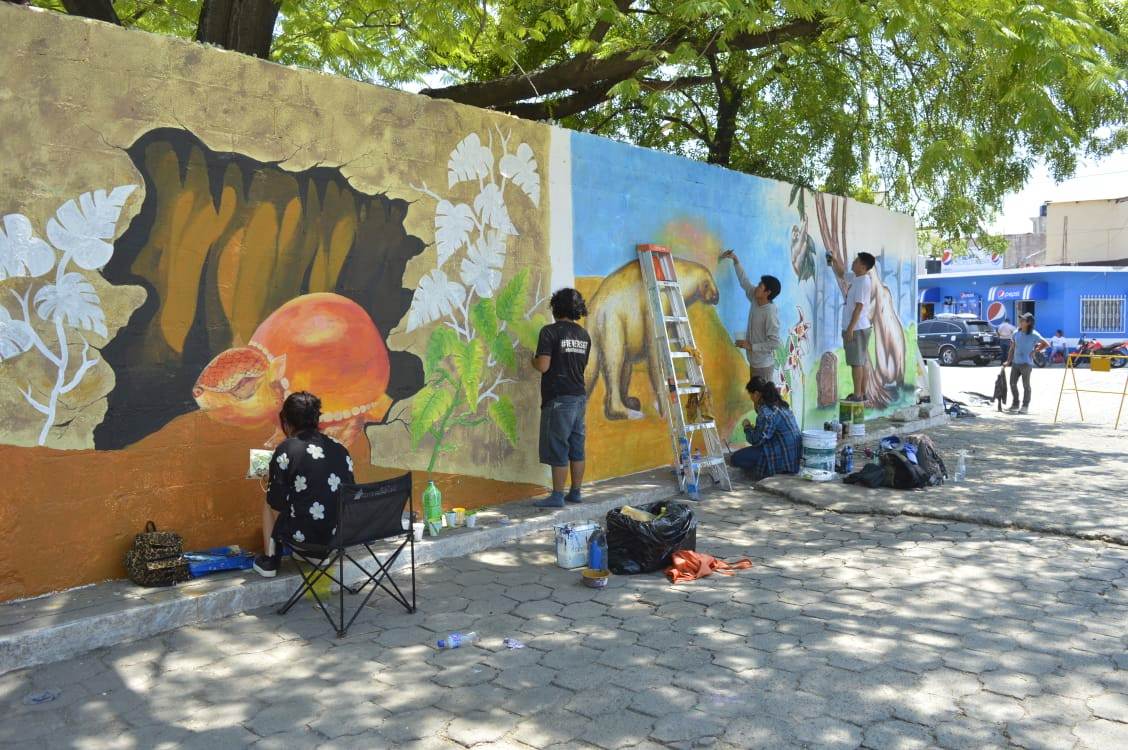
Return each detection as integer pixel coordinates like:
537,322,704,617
763,365,1128,545
4,486,1128,749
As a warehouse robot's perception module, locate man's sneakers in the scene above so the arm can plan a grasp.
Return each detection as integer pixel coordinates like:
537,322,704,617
566,488,582,504
1019,405,1030,414
533,491,566,508
253,553,280,578
1006,405,1021,413
844,394,864,403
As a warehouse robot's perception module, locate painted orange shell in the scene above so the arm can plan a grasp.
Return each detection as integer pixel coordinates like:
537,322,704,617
194,347,268,390
250,293,390,423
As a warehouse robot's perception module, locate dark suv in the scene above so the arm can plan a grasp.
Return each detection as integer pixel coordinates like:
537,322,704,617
918,316,1003,366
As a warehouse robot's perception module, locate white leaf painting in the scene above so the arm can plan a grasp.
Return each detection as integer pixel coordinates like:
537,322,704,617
474,184,517,236
435,200,475,266
448,133,494,188
34,272,108,338
0,214,55,281
499,143,541,207
406,269,468,332
460,230,505,298
45,185,137,271
0,306,34,361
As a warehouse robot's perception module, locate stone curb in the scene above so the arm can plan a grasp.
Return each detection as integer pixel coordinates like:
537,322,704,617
0,469,684,676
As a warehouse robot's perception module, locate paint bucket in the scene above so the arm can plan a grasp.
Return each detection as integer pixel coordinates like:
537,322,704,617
849,423,866,437
554,523,597,569
801,430,838,473
838,400,865,425
453,507,466,526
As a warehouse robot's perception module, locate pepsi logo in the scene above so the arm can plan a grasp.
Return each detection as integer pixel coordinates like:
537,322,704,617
987,302,1006,324
941,249,953,265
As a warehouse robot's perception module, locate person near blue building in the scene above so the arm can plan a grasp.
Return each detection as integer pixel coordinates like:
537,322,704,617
1049,330,1069,364
1005,313,1048,414
729,376,802,480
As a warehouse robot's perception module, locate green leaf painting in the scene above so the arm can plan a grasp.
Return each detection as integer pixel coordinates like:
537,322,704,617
425,325,460,378
511,313,548,351
488,396,518,446
410,384,454,449
470,298,499,342
491,331,517,369
495,268,529,323
453,338,485,406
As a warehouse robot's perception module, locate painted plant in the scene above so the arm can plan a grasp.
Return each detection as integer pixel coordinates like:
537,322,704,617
407,129,547,472
0,186,142,446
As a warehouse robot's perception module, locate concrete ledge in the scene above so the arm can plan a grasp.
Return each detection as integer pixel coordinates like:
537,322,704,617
0,468,688,676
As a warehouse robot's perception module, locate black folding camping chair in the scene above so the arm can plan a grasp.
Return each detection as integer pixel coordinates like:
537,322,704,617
277,472,416,637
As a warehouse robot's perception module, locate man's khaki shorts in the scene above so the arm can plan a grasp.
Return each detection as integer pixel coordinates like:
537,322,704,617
843,327,872,367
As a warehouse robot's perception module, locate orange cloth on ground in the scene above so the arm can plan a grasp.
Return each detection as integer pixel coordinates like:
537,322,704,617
665,551,753,583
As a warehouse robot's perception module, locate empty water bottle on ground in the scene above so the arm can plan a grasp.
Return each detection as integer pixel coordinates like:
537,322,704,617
436,631,478,649
953,451,967,482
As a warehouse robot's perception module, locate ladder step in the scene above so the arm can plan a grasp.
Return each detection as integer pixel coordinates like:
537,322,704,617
684,421,716,432
688,457,727,469
663,316,689,323
657,281,680,288
676,386,702,395
670,352,692,359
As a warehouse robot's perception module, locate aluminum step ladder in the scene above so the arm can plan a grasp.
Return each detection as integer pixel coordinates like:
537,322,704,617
637,244,733,497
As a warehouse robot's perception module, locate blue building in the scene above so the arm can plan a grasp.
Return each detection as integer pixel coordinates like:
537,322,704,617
918,266,1128,343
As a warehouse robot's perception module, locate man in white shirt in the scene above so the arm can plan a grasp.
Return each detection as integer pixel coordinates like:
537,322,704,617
1049,329,1069,364
842,252,875,402
996,318,1016,360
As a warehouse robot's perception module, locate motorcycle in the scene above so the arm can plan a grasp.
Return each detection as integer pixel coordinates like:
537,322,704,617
1034,338,1127,368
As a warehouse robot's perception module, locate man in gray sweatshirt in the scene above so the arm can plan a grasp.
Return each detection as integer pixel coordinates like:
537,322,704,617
721,249,782,382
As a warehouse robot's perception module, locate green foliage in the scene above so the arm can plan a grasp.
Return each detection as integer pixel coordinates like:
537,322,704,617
410,384,454,449
917,230,1007,260
491,331,517,369
511,313,548,351
470,298,499,342
425,325,460,377
488,395,518,446
453,338,485,405
495,269,529,323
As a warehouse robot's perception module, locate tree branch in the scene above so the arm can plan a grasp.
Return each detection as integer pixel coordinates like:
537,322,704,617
422,17,823,112
60,0,120,24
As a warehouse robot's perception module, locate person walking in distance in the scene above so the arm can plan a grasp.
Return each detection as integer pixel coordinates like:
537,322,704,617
1005,312,1048,414
720,249,781,383
996,317,1016,361
841,252,876,402
531,289,592,508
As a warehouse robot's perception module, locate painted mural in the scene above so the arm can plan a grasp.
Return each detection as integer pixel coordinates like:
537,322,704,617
94,128,426,452
370,129,551,478
570,131,918,481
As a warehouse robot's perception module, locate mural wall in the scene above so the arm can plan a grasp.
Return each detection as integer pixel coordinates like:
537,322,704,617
0,5,914,600
569,133,919,483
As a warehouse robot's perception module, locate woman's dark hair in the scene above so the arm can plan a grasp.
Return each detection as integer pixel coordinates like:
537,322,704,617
745,376,789,409
550,288,588,320
281,391,322,432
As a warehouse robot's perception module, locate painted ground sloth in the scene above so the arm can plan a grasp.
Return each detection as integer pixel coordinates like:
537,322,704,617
585,258,720,420
95,128,425,449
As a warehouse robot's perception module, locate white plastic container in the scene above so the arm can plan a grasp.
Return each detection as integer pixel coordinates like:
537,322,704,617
801,430,838,472
553,522,597,569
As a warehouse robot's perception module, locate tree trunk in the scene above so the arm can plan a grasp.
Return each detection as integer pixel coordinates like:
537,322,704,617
707,82,742,167
196,0,279,59
60,0,120,24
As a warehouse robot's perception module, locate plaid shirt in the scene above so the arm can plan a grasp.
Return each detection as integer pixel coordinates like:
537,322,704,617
742,405,802,478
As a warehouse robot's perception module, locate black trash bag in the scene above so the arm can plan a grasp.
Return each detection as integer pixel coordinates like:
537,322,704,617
843,462,885,488
606,501,697,575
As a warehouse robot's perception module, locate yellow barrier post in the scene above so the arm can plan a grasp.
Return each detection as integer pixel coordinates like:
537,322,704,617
1054,352,1128,429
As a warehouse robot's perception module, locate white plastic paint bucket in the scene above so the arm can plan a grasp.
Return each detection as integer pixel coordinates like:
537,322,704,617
801,430,838,472
554,523,597,569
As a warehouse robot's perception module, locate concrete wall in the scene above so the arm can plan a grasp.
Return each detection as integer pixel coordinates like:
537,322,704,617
0,5,917,600
1045,199,1128,265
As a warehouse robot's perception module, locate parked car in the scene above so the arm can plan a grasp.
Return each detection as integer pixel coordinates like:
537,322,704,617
918,315,1003,366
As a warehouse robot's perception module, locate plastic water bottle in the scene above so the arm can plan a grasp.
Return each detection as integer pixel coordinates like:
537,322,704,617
678,438,690,465
843,446,854,474
692,448,702,464
436,631,478,649
953,451,967,482
422,481,443,537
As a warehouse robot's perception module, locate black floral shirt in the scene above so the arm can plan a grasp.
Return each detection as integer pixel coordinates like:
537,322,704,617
267,430,355,546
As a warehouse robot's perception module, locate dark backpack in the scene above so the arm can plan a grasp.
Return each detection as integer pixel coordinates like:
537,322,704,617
881,451,930,490
844,462,886,488
124,521,190,587
907,435,947,486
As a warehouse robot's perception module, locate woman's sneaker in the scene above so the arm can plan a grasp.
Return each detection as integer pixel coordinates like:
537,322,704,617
253,553,280,578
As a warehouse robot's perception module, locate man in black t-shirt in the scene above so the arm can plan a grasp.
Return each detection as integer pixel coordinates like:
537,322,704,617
531,288,592,508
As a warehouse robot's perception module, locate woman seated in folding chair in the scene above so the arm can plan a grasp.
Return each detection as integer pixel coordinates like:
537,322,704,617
254,391,355,577
727,376,802,481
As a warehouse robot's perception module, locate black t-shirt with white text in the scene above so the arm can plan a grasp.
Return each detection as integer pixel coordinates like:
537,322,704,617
536,320,591,406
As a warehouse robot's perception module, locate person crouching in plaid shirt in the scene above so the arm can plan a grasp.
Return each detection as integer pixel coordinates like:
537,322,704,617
728,376,802,480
